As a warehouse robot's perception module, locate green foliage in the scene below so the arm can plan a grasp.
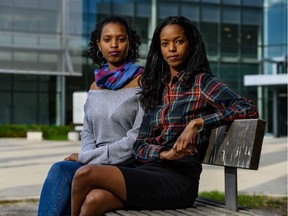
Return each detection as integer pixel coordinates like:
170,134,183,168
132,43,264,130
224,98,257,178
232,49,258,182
199,191,287,212
0,125,27,137
0,124,73,140
41,125,72,140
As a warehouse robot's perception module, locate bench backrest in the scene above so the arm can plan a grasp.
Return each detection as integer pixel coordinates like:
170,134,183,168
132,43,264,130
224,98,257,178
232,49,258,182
202,119,266,211
203,119,266,170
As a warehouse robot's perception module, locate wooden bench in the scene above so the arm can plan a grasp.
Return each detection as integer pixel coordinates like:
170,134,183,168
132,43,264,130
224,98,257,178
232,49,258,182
106,119,266,216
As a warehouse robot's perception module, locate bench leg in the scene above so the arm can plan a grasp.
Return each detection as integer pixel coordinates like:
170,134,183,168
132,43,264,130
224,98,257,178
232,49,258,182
224,167,238,211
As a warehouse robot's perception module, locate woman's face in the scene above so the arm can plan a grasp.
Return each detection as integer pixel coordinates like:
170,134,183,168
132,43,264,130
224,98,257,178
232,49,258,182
160,24,190,74
97,22,129,70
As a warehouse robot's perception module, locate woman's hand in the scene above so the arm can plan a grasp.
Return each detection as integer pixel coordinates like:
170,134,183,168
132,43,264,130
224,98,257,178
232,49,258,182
160,118,204,160
64,153,78,161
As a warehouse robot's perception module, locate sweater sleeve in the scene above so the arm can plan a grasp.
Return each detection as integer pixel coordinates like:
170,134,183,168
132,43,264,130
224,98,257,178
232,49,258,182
78,102,144,165
78,113,102,164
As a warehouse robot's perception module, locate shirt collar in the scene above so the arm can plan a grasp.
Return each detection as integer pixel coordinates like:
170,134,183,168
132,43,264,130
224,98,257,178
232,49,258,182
161,70,185,85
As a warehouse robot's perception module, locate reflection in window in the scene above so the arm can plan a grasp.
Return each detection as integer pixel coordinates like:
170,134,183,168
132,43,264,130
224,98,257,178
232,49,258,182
180,3,199,22
112,1,134,16
0,92,11,124
242,8,262,25
201,5,219,22
39,0,59,10
219,63,240,92
14,52,38,70
14,92,38,124
0,7,13,30
201,22,218,56
221,24,239,57
38,10,60,34
134,17,149,44
209,62,220,78
0,51,12,68
13,9,38,32
39,53,59,71
243,0,263,7
158,1,178,19
222,7,240,23
202,0,220,3
222,0,240,5
241,25,258,58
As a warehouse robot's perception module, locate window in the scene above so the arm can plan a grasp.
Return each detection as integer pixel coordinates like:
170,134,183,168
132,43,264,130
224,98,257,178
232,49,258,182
201,22,218,56
241,25,259,58
221,24,239,57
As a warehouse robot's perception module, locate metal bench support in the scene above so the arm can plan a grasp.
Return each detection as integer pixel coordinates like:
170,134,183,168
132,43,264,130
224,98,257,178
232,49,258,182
225,166,238,211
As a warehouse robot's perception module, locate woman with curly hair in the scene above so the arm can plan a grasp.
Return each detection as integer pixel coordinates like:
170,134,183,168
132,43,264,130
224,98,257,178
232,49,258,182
71,16,258,215
38,15,144,216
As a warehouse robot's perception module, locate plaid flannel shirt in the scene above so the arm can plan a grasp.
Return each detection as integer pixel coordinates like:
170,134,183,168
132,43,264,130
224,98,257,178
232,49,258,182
133,72,258,162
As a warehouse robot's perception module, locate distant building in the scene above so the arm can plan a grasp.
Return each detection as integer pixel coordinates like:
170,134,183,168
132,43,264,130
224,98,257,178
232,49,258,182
0,0,83,125
0,0,286,136
244,0,287,136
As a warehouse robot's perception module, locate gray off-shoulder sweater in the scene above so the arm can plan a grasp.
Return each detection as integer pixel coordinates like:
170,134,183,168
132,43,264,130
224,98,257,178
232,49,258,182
78,87,144,165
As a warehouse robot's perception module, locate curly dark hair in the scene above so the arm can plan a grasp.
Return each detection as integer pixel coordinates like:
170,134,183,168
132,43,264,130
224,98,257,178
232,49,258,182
139,16,212,111
88,15,141,66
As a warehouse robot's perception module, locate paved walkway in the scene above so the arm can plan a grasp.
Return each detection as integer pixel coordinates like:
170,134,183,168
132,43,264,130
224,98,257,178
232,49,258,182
0,136,287,214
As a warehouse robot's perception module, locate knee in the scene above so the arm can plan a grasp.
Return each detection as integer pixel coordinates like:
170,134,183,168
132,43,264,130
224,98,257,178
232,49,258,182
85,190,105,207
50,160,78,172
81,190,106,216
47,161,68,178
47,161,80,182
50,161,64,172
73,164,94,183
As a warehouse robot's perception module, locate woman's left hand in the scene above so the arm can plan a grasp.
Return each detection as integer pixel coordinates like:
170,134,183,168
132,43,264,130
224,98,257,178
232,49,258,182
64,153,79,161
172,119,204,158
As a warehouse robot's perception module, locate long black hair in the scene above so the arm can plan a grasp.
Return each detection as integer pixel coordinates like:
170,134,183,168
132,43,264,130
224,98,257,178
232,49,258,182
139,16,211,111
88,15,141,66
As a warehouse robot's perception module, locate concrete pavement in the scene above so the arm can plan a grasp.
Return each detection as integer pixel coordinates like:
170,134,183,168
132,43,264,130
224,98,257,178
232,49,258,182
0,136,287,213
0,138,80,201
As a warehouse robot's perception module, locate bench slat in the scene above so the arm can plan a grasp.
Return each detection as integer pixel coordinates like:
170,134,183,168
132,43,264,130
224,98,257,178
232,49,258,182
106,197,270,216
139,210,163,216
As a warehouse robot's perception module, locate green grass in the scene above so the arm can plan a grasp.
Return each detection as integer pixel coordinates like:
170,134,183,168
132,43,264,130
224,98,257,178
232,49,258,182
200,191,287,215
0,198,39,205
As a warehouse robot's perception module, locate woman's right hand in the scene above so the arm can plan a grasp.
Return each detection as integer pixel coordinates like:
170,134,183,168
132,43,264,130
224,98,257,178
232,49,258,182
159,149,181,160
64,153,78,161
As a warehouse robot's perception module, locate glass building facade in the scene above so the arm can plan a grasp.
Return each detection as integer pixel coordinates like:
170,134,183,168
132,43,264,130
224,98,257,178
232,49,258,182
0,0,83,125
245,0,287,136
0,0,286,136
262,0,287,136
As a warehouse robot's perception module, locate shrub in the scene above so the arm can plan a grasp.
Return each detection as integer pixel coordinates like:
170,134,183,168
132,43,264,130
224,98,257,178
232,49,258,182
0,125,27,137
41,125,73,140
0,124,74,140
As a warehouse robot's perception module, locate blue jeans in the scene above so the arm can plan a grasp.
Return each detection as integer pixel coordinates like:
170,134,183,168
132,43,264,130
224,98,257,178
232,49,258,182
38,160,82,216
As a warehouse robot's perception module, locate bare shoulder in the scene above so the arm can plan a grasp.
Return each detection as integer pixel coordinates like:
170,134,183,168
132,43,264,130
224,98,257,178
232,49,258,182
124,75,141,88
90,82,100,90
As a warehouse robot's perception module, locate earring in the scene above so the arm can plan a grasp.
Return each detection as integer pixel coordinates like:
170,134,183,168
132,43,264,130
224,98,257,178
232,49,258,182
97,51,104,59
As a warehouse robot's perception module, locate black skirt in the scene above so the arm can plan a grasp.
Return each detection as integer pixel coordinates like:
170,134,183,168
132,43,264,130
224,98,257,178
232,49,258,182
117,156,202,210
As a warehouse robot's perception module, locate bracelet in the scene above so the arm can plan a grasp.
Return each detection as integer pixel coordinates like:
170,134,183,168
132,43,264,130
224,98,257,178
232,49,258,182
190,120,204,133
196,121,204,133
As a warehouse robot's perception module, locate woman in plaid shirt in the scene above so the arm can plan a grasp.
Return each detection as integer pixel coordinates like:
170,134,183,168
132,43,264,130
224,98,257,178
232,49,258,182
71,16,258,216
